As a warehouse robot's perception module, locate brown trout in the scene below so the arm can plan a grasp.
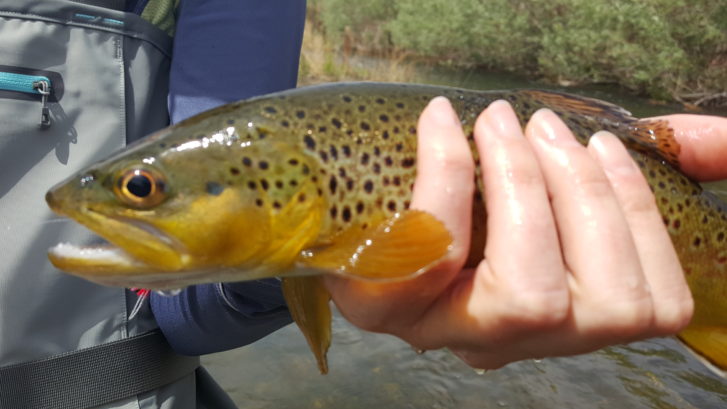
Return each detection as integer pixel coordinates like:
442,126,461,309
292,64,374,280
46,82,727,375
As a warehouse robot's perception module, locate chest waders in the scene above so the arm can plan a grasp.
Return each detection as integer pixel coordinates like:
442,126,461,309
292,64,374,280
0,1,202,408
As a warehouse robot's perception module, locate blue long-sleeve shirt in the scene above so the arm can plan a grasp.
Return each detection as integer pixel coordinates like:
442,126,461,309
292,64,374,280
146,0,307,355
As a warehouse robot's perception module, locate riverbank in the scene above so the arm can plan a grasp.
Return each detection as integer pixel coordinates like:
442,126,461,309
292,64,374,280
304,0,727,108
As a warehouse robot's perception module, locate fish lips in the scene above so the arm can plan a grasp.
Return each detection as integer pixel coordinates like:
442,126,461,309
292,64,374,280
46,191,186,279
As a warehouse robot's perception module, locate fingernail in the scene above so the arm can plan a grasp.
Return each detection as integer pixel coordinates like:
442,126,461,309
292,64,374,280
588,131,638,174
485,100,522,139
530,109,579,146
428,96,460,126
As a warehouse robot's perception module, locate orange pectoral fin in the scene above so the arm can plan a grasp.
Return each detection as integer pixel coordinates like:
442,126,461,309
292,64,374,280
678,326,727,378
282,276,332,374
302,209,453,281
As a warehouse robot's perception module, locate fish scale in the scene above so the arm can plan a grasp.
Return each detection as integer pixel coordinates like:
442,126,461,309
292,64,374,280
46,82,727,375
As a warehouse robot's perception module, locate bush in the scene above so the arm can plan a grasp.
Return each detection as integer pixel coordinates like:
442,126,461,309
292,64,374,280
312,0,727,104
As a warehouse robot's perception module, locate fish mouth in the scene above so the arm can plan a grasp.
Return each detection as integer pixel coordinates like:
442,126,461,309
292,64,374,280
47,206,189,287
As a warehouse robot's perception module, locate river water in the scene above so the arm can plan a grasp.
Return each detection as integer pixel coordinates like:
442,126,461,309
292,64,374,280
202,70,727,408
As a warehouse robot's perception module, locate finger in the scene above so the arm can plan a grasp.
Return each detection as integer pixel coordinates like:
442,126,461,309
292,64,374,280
526,109,653,333
410,96,475,270
473,100,569,321
649,114,727,181
588,131,693,334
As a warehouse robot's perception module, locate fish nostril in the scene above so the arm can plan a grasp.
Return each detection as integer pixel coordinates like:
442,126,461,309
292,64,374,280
45,190,57,209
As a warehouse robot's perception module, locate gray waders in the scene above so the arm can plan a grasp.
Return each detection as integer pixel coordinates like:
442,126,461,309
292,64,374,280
0,1,230,408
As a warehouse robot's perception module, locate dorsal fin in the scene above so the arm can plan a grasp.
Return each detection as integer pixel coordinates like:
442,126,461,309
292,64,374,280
519,89,634,122
517,90,681,167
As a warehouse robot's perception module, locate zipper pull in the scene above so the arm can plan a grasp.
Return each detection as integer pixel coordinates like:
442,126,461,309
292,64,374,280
33,80,51,128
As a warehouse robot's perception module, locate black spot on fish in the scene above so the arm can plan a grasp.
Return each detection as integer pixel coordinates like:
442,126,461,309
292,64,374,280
289,179,298,187
260,180,269,191
717,232,725,242
358,105,366,113
296,110,306,119
346,179,354,191
383,176,390,186
693,237,702,247
361,122,370,131
342,206,352,222
281,120,290,127
275,180,284,189
375,98,385,104
247,181,257,190
373,147,381,157
361,152,370,165
206,182,224,196
393,176,401,186
338,168,347,178
242,157,252,167
382,130,390,140
332,118,343,129
319,126,327,133
264,106,277,114
329,176,337,194
298,193,306,202
227,119,235,125
230,167,240,176
395,143,403,152
273,201,282,209
373,163,381,174
379,114,389,122
393,126,400,134
319,150,329,162
364,180,374,193
256,199,264,207
384,156,393,167
302,165,310,175
330,206,338,219
304,135,316,151
396,102,405,109
342,95,352,103
259,161,269,170
387,201,396,212
342,145,351,157
330,145,338,160
356,201,364,214
401,158,415,168
288,158,299,166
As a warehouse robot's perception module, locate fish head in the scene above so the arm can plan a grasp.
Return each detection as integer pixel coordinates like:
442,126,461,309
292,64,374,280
47,107,324,289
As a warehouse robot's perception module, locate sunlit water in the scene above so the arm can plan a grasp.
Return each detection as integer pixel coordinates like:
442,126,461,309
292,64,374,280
203,70,727,408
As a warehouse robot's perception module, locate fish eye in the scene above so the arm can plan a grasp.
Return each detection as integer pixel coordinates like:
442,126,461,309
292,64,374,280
114,167,166,208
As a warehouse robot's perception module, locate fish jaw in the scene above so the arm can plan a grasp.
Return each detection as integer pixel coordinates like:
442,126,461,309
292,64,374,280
47,189,187,281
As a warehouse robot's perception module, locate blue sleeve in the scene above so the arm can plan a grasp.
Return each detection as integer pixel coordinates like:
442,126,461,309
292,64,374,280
151,280,292,355
151,0,306,355
167,0,307,123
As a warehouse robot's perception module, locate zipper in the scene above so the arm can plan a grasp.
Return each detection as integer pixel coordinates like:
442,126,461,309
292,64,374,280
0,71,52,128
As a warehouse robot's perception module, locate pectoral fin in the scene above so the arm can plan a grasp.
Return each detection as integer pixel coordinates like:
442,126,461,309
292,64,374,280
678,326,727,378
302,209,453,281
282,276,332,374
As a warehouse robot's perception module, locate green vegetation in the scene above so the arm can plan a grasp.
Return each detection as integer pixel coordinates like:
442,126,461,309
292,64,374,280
309,0,727,106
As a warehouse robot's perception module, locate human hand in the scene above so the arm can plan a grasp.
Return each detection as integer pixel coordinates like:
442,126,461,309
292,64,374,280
323,97,724,369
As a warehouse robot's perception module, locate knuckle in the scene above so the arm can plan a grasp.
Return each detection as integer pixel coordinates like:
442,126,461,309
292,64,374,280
653,293,694,335
501,289,571,330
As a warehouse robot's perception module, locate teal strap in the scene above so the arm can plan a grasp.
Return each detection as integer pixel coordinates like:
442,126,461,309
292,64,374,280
0,72,50,94
0,330,200,409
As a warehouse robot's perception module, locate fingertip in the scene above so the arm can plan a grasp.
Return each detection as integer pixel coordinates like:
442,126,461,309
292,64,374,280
422,96,460,127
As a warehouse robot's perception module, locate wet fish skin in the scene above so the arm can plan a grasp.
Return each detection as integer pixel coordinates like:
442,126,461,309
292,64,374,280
46,82,727,375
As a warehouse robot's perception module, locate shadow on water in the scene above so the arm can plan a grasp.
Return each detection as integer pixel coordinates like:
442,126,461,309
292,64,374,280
203,69,727,408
